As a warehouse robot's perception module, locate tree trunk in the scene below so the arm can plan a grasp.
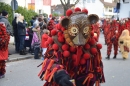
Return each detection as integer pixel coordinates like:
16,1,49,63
64,7,69,16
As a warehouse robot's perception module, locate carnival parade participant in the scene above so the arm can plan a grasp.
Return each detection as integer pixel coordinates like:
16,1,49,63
106,20,119,59
47,17,56,34
38,7,105,86
0,22,10,79
92,22,100,42
118,29,130,59
41,24,50,60
102,19,110,45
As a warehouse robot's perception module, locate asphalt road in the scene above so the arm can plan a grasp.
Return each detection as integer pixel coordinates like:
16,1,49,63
1,33,130,86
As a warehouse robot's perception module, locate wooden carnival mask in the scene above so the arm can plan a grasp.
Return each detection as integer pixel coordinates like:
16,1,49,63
61,8,99,47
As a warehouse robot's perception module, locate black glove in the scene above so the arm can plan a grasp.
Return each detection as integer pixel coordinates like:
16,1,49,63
111,37,116,42
53,70,73,86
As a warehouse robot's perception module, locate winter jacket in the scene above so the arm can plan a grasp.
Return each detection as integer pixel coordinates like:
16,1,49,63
17,21,26,36
31,31,41,49
12,17,18,36
0,16,13,35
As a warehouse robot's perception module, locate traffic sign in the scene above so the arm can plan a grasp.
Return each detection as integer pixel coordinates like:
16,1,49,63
11,0,18,10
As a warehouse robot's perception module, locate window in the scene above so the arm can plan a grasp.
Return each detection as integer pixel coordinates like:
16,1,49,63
109,8,113,12
104,7,108,12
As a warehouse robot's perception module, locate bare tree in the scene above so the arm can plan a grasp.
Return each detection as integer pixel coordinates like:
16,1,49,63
60,0,80,15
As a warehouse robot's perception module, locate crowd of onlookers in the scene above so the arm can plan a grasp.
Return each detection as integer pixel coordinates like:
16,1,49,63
0,10,59,59
0,10,59,79
12,13,58,59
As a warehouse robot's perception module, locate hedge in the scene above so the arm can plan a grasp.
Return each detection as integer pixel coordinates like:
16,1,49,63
0,2,38,26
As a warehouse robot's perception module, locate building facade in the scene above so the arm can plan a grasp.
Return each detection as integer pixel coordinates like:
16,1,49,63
75,0,117,18
118,0,130,19
0,0,51,15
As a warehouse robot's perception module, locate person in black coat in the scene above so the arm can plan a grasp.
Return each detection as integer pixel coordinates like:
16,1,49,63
12,13,20,52
17,15,26,55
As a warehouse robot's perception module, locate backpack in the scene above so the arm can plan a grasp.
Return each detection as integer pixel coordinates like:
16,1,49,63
0,22,10,51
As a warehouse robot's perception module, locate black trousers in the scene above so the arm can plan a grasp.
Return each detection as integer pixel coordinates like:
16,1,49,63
14,35,20,52
34,47,40,59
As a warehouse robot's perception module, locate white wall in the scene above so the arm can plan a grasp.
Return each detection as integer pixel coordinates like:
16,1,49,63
76,0,104,18
118,0,130,19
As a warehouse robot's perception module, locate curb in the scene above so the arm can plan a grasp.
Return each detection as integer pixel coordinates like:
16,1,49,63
6,55,34,62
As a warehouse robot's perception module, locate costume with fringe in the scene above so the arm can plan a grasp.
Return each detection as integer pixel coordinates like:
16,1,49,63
0,23,9,76
38,8,105,86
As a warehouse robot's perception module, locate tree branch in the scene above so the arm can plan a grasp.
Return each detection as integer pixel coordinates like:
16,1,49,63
60,0,65,6
63,0,67,5
71,0,80,7
67,0,70,5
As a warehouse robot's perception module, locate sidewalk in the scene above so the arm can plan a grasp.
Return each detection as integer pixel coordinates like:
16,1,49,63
7,43,34,62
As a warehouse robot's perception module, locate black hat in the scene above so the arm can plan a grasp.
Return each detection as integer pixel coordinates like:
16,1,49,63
2,10,8,16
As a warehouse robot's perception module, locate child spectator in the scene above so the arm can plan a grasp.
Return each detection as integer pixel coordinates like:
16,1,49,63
41,25,50,60
31,22,41,59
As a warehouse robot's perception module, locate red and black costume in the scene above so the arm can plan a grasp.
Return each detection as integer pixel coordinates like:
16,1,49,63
102,19,110,45
0,23,10,78
47,17,56,35
92,23,100,42
106,20,119,59
38,8,105,86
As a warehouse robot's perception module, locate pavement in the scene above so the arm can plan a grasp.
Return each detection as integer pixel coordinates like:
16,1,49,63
7,43,34,62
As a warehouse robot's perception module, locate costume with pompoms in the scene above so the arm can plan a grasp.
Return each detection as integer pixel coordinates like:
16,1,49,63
38,8,105,86
0,23,10,77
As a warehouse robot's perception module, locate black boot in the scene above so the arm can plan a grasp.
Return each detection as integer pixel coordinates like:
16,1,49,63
19,50,26,55
106,55,110,60
19,50,23,55
113,55,116,59
22,50,27,55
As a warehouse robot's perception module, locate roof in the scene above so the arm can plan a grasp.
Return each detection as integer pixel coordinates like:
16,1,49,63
100,0,117,7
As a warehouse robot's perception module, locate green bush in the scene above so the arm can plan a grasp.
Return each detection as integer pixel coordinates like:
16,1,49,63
52,12,59,17
0,2,38,26
43,13,48,18
15,6,38,26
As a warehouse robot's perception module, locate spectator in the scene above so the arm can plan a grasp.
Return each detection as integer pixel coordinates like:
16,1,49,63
30,17,35,26
38,17,44,30
0,10,13,36
17,15,27,55
0,10,13,56
33,15,38,25
12,13,21,53
31,22,41,59
28,27,34,53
